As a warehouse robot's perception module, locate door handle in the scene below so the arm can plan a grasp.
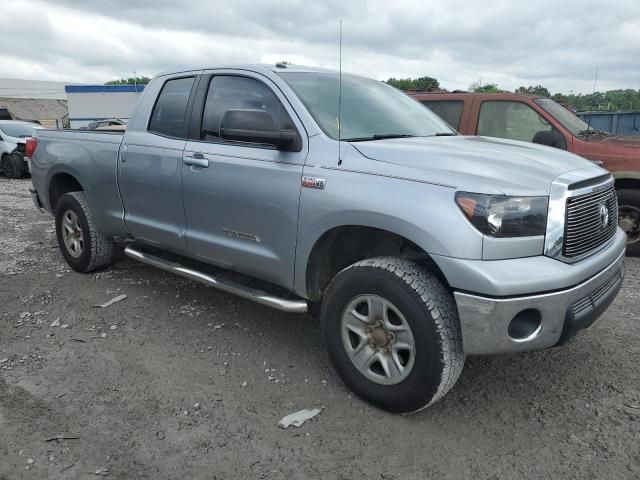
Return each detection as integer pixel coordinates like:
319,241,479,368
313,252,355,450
183,153,209,168
120,144,128,163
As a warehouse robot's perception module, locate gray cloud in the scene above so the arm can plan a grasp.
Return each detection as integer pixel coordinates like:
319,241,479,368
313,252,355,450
3,0,639,93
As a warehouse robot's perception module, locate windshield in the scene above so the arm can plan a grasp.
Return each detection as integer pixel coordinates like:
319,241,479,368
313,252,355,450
0,123,40,138
278,72,454,141
534,98,589,136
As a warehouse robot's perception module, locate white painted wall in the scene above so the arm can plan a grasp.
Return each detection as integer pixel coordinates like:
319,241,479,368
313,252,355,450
67,91,143,128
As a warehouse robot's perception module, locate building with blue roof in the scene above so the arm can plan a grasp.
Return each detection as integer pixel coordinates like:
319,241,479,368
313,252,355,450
65,84,145,129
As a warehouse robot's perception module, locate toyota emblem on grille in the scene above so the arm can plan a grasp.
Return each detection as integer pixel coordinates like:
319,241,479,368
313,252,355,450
599,204,609,229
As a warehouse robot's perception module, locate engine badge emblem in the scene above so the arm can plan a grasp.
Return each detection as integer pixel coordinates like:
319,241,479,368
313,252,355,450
302,176,326,190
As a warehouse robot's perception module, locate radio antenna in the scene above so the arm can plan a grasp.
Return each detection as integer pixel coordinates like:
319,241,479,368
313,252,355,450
338,20,343,166
585,65,598,138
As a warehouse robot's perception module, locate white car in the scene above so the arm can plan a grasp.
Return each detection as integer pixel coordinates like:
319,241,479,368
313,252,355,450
0,120,43,178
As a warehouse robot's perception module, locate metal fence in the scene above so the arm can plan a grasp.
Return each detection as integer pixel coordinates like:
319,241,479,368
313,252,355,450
576,111,640,136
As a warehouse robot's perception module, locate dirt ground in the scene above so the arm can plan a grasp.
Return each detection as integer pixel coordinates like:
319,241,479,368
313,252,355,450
0,177,639,480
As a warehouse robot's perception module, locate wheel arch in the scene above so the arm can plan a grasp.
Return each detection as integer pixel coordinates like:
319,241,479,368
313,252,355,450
302,224,450,301
48,171,84,213
613,173,640,192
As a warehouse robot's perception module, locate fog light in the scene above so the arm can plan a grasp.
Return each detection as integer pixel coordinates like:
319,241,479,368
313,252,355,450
508,309,542,342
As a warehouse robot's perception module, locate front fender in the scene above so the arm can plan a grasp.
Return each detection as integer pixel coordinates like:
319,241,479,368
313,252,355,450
292,164,484,297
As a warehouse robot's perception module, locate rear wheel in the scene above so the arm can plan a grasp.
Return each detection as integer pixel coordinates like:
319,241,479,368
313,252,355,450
321,257,465,413
55,192,114,272
617,188,640,255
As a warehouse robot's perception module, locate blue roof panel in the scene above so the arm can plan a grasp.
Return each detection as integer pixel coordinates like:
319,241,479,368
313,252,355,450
65,85,145,93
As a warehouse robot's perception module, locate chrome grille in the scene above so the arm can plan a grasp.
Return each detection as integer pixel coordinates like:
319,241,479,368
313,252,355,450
563,185,618,258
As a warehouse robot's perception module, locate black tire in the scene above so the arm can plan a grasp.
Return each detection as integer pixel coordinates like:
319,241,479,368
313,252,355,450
617,188,640,256
11,152,28,177
55,192,114,272
321,257,465,414
1,153,24,179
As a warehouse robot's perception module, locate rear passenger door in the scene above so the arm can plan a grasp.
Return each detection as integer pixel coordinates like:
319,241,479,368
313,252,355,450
181,72,308,289
119,75,197,253
420,100,465,132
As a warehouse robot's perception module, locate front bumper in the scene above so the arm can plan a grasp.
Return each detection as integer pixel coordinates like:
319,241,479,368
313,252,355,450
454,249,625,355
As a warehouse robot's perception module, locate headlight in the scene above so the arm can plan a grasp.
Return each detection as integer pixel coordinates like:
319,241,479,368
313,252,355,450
455,192,548,237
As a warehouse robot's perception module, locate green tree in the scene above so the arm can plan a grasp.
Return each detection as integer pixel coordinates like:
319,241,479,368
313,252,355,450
548,89,640,112
515,85,551,97
385,74,640,112
105,76,151,86
385,76,440,91
469,81,505,93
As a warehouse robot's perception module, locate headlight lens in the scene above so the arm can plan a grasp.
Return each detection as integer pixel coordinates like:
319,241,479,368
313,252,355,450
455,192,548,237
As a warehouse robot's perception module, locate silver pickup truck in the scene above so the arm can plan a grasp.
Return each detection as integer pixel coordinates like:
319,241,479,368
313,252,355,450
29,64,625,413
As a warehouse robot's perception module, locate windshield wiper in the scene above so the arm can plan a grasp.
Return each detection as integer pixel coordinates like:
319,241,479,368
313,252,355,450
433,132,456,136
578,128,610,137
345,134,416,142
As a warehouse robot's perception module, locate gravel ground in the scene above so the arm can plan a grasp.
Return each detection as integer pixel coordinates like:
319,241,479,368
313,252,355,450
1,177,639,479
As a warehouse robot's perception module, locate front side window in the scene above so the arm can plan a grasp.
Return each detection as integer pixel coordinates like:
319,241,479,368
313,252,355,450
477,101,552,143
200,76,295,142
534,98,589,136
421,100,464,130
148,76,195,138
278,72,453,141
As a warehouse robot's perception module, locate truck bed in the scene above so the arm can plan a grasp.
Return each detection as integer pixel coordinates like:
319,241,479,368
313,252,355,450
30,128,126,236
37,128,124,141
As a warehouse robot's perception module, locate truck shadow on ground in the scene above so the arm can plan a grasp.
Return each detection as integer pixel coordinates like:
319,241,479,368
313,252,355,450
108,257,626,423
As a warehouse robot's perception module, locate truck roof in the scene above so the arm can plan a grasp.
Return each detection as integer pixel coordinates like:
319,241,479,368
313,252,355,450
411,91,544,101
155,63,340,78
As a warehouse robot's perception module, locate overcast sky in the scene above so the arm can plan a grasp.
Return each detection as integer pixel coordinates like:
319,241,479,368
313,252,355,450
4,0,639,93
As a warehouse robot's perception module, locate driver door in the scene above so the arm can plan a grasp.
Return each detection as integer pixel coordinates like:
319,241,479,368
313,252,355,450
181,72,308,289
474,99,568,149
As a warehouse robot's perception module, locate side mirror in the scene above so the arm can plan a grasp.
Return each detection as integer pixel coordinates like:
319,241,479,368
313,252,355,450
220,109,298,150
532,130,566,149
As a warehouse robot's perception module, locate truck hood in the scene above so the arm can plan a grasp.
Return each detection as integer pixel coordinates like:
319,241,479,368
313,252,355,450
2,134,28,153
350,135,601,195
3,134,27,145
1,139,19,152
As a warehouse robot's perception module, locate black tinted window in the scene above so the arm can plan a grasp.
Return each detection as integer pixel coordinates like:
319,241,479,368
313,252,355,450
421,100,464,130
201,76,294,141
149,77,195,138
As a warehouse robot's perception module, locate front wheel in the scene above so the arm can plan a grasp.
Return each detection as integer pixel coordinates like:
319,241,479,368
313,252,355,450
55,192,114,272
321,257,465,414
0,153,24,179
617,188,640,256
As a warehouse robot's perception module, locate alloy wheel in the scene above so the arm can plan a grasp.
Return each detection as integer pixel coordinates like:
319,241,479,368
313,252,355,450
340,294,416,385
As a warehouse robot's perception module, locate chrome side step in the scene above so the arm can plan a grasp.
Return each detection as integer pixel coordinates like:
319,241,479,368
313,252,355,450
124,246,308,314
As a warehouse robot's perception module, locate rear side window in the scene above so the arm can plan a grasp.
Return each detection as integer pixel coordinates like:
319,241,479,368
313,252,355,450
200,75,295,141
421,100,464,131
148,77,195,138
